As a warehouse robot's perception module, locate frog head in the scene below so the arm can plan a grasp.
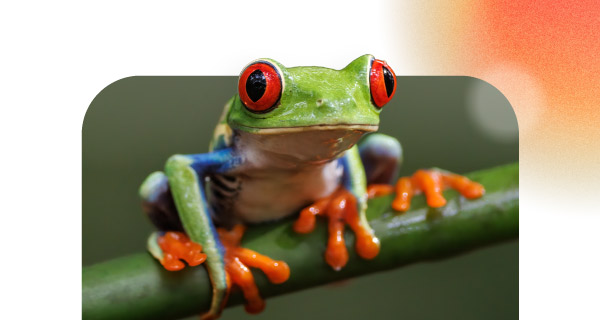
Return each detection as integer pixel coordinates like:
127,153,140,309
228,54,397,164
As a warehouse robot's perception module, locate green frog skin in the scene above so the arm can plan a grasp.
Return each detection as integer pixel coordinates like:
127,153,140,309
138,55,485,319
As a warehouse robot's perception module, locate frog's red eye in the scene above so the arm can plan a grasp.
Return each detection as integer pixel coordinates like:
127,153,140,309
238,61,282,113
369,59,397,108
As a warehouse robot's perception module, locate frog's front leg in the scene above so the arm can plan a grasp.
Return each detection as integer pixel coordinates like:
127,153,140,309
385,169,485,211
141,148,289,319
362,134,485,212
293,145,381,270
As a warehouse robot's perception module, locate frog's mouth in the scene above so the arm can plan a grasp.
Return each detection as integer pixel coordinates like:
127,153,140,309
242,124,379,135
236,124,378,166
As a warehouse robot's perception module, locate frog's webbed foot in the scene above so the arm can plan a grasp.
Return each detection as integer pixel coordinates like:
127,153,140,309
218,225,290,314
293,188,380,271
148,231,207,271
367,169,485,212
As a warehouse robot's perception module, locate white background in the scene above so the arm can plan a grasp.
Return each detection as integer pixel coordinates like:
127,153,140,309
1,1,597,319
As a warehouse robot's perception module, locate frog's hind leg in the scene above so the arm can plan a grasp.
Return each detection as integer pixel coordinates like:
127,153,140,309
140,171,184,232
359,133,403,184
359,133,403,199
140,172,206,271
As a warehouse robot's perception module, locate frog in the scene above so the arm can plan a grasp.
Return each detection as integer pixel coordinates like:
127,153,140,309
138,54,485,319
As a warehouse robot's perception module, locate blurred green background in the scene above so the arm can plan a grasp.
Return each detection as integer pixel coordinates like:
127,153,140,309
83,76,518,319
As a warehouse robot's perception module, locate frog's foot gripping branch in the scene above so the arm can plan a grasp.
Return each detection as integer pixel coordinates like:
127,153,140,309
367,169,485,212
218,225,290,314
149,227,290,316
156,231,207,271
293,188,381,271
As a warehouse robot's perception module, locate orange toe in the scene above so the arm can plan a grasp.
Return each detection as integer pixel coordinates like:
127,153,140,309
443,174,485,199
226,257,265,314
412,170,446,207
293,198,329,234
235,247,290,284
425,192,447,208
391,177,414,212
342,191,380,260
354,230,381,259
463,183,485,199
161,252,185,271
367,184,394,199
325,224,349,270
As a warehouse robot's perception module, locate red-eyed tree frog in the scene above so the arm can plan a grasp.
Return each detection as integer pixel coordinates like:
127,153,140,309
139,55,485,319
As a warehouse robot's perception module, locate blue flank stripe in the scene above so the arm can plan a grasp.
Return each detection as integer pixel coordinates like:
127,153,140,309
184,147,244,258
338,156,354,191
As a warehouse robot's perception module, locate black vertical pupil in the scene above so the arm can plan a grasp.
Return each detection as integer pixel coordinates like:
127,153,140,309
382,66,394,97
246,69,267,102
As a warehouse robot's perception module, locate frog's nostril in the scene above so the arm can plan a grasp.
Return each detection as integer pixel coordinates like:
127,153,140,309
316,99,324,107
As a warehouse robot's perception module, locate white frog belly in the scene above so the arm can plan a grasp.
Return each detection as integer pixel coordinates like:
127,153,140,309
232,160,343,223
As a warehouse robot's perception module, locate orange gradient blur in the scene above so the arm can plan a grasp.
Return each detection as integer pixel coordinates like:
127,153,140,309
392,0,600,198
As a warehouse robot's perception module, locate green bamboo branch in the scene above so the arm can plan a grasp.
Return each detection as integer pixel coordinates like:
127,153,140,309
82,163,518,320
